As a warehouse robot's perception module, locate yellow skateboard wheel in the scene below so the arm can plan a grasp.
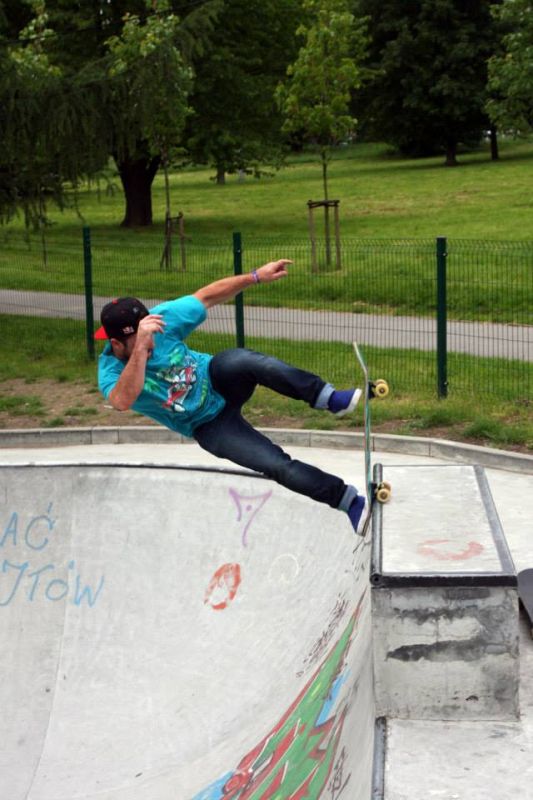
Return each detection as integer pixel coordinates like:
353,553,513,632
374,379,389,399
376,483,392,503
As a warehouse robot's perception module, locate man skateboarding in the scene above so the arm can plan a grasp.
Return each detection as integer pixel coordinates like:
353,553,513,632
95,259,369,534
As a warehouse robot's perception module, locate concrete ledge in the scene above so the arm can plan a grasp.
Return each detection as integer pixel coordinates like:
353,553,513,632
372,433,433,457
0,426,532,474
90,427,120,446
428,439,530,473
116,427,185,445
0,427,94,448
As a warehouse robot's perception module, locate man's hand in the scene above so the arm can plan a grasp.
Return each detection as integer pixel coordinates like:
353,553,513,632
108,314,165,411
135,314,165,353
255,259,292,283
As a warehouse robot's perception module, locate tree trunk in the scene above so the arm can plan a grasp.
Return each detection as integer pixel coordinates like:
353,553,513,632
115,154,160,227
216,164,226,185
444,139,458,167
489,127,499,161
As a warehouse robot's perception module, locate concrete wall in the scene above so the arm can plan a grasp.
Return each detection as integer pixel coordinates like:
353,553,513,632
0,464,376,800
373,586,519,720
372,464,519,722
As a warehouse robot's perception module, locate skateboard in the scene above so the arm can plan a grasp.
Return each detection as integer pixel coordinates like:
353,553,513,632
353,342,391,534
518,569,533,636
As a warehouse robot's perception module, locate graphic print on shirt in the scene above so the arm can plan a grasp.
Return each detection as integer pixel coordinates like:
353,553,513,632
144,351,201,414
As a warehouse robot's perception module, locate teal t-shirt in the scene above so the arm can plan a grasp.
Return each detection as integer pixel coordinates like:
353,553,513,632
98,295,225,437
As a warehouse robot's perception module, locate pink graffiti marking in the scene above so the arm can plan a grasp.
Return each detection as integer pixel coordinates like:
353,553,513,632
229,488,273,547
204,563,242,611
417,539,485,561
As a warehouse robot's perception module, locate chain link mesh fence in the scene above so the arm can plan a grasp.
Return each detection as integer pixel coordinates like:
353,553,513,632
0,230,531,400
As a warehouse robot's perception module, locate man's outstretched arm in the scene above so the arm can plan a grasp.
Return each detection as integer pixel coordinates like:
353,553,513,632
193,259,291,309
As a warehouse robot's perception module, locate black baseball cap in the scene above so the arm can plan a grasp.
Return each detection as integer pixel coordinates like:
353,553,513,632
94,297,149,340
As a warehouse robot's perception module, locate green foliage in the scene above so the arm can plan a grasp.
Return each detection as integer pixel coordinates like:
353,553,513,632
105,9,192,162
357,0,498,162
0,0,215,228
2,136,533,240
487,0,533,133
63,405,98,417
276,0,368,253
277,0,367,151
276,0,368,200
0,394,45,416
0,1,77,227
185,0,302,183
0,316,95,383
463,417,531,447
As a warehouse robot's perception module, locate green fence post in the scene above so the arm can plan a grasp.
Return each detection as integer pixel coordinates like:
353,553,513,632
83,225,95,360
436,236,448,398
233,232,245,348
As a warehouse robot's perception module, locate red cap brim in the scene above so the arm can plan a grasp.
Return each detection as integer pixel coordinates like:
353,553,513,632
94,326,109,340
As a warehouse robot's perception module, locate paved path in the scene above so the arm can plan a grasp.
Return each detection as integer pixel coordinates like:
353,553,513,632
1,289,531,361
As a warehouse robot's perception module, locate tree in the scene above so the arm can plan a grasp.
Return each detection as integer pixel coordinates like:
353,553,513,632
46,0,208,228
184,0,302,185
487,0,533,134
0,0,219,228
357,0,500,165
104,8,192,226
276,0,367,259
0,0,94,228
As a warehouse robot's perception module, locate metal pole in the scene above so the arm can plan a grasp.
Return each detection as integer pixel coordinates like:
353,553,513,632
178,212,186,272
436,236,448,398
307,201,318,273
233,232,245,348
83,226,95,360
334,201,341,270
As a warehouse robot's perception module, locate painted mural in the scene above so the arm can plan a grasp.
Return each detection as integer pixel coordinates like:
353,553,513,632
192,593,366,800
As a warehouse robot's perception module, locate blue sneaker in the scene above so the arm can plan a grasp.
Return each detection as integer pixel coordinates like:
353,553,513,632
347,494,370,536
328,388,362,417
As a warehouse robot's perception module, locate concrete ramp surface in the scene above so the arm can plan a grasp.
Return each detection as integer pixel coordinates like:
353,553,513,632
0,464,375,800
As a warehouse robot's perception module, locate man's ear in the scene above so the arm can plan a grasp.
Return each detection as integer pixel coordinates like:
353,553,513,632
109,337,124,356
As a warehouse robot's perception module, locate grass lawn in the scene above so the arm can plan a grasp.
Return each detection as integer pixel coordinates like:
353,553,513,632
3,138,533,240
1,139,531,449
1,139,532,318
0,317,531,451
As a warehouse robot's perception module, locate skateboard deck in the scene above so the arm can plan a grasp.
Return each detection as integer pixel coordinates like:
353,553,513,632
518,569,533,636
353,342,391,535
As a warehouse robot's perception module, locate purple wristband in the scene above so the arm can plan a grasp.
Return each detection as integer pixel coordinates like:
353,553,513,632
251,270,260,283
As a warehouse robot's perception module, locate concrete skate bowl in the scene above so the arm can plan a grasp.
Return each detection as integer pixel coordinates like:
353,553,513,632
0,463,376,800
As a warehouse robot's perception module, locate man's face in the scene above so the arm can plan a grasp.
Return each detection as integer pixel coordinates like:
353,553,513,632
111,334,137,361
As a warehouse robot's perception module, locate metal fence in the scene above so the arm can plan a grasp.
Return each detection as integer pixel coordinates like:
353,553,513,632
0,228,531,401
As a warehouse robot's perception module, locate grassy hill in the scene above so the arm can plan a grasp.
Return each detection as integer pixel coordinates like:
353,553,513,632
2,138,533,243
0,138,531,448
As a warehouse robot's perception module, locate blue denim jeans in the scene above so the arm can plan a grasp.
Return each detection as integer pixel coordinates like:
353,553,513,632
193,349,355,510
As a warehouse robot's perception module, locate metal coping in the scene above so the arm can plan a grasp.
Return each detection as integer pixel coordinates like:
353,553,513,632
370,462,518,589
370,463,384,581
2,461,518,590
371,717,387,800
0,461,264,480
474,464,516,576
